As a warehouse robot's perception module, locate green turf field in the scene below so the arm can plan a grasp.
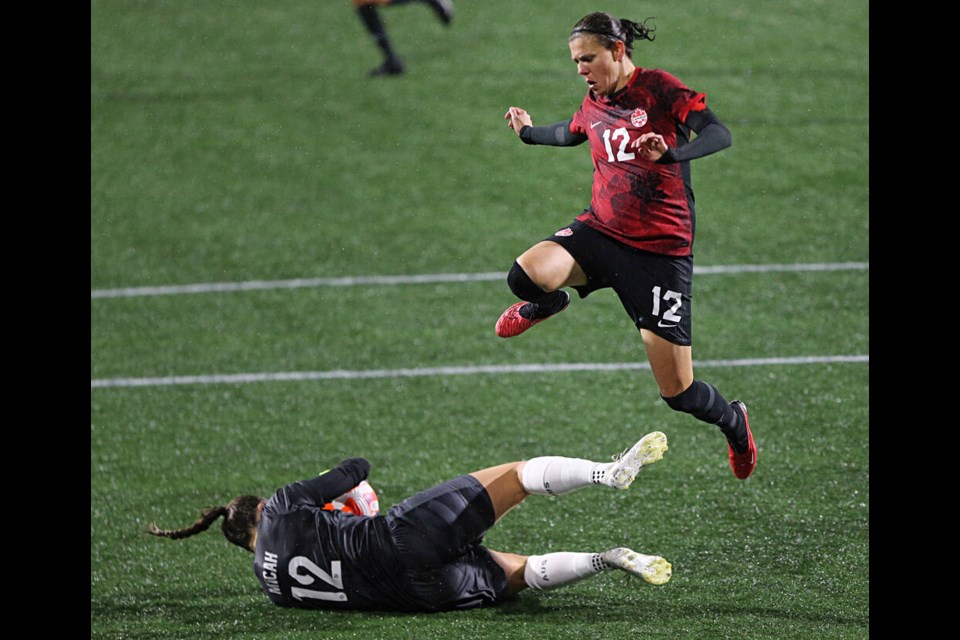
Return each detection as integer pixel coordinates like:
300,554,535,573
91,1,869,638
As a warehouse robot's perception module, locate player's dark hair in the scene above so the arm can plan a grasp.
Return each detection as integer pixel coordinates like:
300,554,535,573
147,494,263,553
569,13,656,57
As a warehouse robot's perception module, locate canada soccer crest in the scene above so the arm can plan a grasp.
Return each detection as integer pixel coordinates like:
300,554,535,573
630,108,648,127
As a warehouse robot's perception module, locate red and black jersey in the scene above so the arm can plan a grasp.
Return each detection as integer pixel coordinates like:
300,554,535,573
570,67,707,256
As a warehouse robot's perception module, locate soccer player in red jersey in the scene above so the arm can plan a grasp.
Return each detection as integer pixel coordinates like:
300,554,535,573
497,12,756,480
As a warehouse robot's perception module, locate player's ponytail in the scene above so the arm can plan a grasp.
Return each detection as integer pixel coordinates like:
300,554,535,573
570,13,656,57
618,17,656,53
147,494,263,552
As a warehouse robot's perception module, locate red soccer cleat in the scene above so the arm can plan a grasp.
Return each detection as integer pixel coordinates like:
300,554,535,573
495,292,570,338
728,400,757,479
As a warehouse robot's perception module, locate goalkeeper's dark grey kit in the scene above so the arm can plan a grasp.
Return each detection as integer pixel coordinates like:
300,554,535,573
253,457,508,611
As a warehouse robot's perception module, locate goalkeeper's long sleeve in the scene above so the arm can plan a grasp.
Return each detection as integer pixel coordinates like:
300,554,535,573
271,457,371,508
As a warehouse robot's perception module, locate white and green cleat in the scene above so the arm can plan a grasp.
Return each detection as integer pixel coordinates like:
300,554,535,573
602,431,669,490
602,547,672,585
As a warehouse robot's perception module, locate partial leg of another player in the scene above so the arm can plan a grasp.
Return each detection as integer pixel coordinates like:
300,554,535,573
354,0,404,76
641,329,757,479
472,432,673,596
354,1,455,76
424,0,455,24
384,0,454,23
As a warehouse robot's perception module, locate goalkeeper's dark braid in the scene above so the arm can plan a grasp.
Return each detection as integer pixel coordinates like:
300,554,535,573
569,13,656,57
147,495,263,552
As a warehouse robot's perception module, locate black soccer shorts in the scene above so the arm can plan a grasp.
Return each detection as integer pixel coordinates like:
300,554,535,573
545,219,694,345
384,475,509,611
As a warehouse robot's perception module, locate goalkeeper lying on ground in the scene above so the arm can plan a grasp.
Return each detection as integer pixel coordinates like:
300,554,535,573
147,432,672,612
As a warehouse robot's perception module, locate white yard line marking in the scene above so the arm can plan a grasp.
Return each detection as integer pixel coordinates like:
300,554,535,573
90,262,869,299
91,354,868,389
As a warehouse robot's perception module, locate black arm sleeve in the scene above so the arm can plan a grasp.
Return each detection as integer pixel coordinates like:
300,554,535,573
657,108,732,163
275,457,371,508
519,119,588,147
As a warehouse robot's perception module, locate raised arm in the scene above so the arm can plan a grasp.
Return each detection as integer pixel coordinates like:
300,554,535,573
272,457,371,509
504,106,588,147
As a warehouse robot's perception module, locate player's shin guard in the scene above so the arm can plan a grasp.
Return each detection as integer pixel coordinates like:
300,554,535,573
507,261,567,318
662,380,742,442
520,456,603,496
523,553,606,590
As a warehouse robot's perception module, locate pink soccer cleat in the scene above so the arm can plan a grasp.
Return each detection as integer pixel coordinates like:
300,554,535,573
495,292,570,338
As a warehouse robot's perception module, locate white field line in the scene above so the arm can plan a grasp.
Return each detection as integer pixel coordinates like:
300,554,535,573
90,262,869,299
91,354,868,389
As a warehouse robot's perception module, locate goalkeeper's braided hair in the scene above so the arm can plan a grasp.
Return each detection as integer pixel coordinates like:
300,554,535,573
147,494,263,552
569,13,656,57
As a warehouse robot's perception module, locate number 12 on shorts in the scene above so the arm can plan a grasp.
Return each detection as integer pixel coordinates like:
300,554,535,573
652,286,682,323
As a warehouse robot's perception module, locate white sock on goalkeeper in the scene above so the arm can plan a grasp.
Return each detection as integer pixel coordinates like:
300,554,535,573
520,456,609,496
523,552,606,590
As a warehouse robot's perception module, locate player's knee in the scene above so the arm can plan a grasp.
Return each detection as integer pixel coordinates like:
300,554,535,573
508,261,552,300
662,383,698,413
515,461,529,491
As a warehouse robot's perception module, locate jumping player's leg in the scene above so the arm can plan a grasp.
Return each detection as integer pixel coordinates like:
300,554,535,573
641,329,757,479
639,329,694,399
588,236,757,480
516,241,588,291
496,242,584,337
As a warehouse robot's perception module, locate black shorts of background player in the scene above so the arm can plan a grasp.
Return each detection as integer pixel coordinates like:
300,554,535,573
498,12,757,479
147,434,672,612
353,0,454,77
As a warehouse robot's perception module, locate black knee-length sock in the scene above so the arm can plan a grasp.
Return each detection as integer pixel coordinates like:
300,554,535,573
662,380,746,450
